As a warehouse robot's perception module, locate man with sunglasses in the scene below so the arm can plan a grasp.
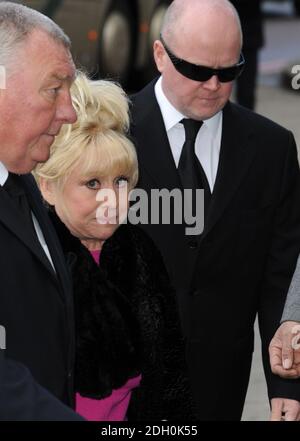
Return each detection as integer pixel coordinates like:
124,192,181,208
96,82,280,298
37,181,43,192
131,0,300,420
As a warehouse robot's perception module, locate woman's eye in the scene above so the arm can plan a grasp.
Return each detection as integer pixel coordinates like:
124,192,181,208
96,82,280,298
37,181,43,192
86,179,101,190
116,176,129,188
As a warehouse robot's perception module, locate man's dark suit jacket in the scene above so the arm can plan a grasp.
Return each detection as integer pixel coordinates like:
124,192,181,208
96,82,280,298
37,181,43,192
0,174,79,420
131,80,300,420
0,355,83,420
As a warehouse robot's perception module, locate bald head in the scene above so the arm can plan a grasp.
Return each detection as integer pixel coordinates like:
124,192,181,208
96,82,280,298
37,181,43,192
161,0,242,51
154,0,243,121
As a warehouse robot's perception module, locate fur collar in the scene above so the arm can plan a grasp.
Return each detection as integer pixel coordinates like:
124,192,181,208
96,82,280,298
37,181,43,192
49,212,141,399
50,212,195,419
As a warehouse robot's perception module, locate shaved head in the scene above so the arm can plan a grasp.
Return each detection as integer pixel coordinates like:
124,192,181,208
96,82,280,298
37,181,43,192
153,0,243,120
161,0,242,50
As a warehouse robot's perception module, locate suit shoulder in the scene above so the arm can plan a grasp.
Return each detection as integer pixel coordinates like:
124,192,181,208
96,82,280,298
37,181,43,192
21,173,44,203
130,80,157,114
229,102,292,137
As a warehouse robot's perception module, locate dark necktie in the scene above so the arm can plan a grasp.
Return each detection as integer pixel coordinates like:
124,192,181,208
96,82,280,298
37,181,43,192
178,119,212,218
3,173,35,232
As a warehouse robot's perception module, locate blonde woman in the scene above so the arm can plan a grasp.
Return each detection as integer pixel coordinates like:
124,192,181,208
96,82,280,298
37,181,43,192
34,72,194,421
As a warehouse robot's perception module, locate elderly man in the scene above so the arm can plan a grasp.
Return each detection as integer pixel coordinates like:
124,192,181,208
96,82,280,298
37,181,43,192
0,2,81,420
131,0,300,420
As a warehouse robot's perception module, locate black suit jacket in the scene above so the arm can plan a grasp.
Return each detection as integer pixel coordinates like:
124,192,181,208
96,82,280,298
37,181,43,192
0,354,83,421
131,80,300,420
0,174,78,419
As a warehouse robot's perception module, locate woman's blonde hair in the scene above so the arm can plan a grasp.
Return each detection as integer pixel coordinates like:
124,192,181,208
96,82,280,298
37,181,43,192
35,72,138,189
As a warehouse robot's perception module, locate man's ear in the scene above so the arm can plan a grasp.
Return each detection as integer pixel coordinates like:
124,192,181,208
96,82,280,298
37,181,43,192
153,40,167,73
39,178,56,206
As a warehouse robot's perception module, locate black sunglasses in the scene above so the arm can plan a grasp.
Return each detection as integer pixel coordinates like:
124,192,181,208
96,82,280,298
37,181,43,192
160,35,245,83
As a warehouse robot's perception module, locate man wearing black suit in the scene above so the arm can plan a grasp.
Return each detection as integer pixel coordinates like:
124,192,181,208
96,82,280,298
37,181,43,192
0,2,82,420
131,0,300,420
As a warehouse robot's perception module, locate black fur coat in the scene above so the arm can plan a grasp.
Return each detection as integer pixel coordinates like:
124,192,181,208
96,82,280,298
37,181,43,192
50,212,195,421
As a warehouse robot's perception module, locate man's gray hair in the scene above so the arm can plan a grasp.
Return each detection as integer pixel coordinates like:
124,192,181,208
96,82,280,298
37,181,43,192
0,1,71,68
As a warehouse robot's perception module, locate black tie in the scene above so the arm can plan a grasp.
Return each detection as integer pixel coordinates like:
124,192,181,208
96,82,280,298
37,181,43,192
178,119,211,217
3,173,35,232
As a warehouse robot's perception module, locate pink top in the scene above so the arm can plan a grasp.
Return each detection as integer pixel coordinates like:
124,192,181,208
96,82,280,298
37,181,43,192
90,249,101,265
75,375,142,421
75,248,141,421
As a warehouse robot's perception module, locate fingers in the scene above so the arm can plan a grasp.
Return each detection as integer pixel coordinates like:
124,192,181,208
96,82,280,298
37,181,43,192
269,340,282,374
271,399,300,422
269,344,299,377
285,409,299,421
283,403,300,422
269,322,300,378
270,399,283,421
282,333,294,370
271,366,300,379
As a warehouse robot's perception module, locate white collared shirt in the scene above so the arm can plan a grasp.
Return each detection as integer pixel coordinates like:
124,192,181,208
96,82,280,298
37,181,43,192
0,161,55,271
0,161,9,185
155,77,222,191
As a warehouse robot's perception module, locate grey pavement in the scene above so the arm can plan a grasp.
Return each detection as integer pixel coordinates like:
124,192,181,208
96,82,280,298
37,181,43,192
241,81,299,421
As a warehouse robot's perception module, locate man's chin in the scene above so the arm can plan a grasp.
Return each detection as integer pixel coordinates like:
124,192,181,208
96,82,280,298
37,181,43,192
32,146,52,164
9,163,38,174
11,152,51,175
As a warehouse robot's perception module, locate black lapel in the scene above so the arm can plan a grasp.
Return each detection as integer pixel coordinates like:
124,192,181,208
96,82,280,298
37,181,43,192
0,178,57,279
131,79,182,191
21,175,75,376
202,102,258,239
20,174,73,300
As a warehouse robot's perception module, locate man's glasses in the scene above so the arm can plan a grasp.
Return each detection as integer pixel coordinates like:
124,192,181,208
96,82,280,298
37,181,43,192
160,35,245,83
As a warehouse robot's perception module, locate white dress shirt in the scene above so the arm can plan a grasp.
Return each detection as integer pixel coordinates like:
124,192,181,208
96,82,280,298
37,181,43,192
0,161,55,270
155,77,222,192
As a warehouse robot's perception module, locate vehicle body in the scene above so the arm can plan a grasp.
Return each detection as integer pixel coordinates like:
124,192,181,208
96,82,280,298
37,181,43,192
265,0,300,15
20,0,171,86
